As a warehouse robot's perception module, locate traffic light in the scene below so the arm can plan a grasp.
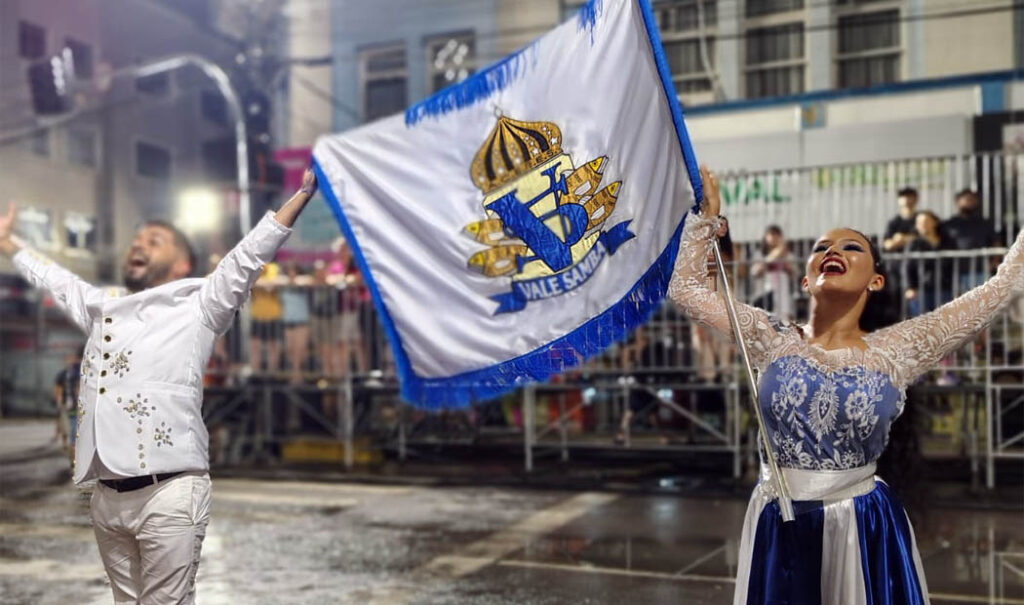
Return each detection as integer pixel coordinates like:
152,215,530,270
27,48,76,116
243,90,270,142
201,135,284,191
201,89,282,192
249,138,284,190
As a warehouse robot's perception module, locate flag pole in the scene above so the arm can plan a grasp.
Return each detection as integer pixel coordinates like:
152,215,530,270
711,238,795,522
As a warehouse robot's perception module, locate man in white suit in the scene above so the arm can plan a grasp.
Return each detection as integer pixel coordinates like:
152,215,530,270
0,168,319,603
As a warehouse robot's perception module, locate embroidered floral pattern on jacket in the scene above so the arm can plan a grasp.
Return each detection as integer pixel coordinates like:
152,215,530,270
111,351,132,378
121,394,151,420
154,422,174,447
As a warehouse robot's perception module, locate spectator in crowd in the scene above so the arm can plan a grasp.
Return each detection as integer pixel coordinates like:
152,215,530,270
943,189,996,292
882,187,919,253
310,260,341,378
250,262,283,375
904,210,954,316
691,216,734,382
333,240,369,378
615,328,671,446
752,225,796,319
280,261,312,384
53,346,84,463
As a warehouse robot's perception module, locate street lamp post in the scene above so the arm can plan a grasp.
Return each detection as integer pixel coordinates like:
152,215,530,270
128,55,253,362
1,53,255,364
125,54,252,234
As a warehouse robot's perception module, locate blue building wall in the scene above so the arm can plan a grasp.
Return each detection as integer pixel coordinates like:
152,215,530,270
330,0,501,131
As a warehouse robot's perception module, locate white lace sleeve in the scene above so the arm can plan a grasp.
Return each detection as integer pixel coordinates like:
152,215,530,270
667,213,790,371
872,228,1024,388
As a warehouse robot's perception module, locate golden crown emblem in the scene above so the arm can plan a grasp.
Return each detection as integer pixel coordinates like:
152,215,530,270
471,116,562,194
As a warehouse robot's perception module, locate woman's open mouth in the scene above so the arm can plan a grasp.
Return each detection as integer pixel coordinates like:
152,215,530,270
819,258,847,276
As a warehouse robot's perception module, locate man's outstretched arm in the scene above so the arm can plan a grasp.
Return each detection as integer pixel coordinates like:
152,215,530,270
197,168,318,333
1,203,98,331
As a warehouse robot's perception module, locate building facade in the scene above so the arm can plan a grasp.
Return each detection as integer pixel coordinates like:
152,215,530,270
0,0,246,414
282,0,1024,244
290,0,1022,157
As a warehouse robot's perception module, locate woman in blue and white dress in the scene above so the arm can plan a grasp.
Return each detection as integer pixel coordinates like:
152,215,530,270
669,167,1024,605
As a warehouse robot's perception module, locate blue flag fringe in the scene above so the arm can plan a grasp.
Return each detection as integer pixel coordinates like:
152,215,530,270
405,0,606,126
319,0,703,409
576,0,604,37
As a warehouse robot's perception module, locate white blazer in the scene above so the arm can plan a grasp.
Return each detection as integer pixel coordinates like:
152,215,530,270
13,213,291,483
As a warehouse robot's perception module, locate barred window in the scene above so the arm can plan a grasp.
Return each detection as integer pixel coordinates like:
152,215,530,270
745,23,805,98
360,45,408,122
746,0,804,18
837,9,900,89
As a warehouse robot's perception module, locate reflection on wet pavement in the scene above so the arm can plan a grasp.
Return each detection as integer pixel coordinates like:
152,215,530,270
1,425,1022,604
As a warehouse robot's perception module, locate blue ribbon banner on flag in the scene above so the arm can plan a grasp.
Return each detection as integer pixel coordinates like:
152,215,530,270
313,0,703,408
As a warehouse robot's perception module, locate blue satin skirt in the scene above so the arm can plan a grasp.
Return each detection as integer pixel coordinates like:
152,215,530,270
742,482,927,605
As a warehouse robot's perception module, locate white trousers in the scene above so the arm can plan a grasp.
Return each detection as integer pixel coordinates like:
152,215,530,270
90,472,211,605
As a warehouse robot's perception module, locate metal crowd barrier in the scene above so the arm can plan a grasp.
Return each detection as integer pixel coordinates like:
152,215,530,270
3,239,1023,487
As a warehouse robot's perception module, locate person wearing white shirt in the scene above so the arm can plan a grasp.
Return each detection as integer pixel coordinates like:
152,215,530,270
0,168,319,604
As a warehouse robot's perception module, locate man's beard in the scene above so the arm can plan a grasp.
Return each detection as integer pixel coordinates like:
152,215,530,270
123,262,172,293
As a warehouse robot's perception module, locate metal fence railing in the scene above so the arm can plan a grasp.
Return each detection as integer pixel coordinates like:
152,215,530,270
194,243,1024,486
4,245,1022,486
3,150,1024,486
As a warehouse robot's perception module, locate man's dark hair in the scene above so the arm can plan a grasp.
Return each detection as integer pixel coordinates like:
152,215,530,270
955,188,978,201
142,220,196,275
897,187,918,199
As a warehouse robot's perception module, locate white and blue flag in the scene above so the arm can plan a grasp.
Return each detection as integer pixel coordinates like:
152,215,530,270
313,0,702,408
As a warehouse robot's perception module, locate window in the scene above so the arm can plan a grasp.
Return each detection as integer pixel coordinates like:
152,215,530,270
67,129,98,167
746,0,804,18
836,9,900,89
19,21,46,59
63,212,96,252
655,0,716,31
427,33,476,93
17,207,56,250
657,1,718,95
64,38,93,78
200,90,228,126
360,45,407,122
745,23,805,98
136,72,171,95
663,39,715,93
136,142,171,180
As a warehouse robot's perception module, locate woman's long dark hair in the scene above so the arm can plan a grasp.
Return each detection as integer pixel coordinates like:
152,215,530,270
877,387,927,524
719,217,734,260
855,231,901,333
856,231,927,521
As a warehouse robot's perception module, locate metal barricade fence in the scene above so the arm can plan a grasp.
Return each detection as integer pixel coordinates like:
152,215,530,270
193,243,1024,486
3,151,1023,483
3,245,1021,484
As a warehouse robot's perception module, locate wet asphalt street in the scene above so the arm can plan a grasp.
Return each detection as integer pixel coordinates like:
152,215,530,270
1,420,1022,605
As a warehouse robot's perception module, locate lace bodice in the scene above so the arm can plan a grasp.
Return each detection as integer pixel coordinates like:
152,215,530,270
668,212,1024,470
